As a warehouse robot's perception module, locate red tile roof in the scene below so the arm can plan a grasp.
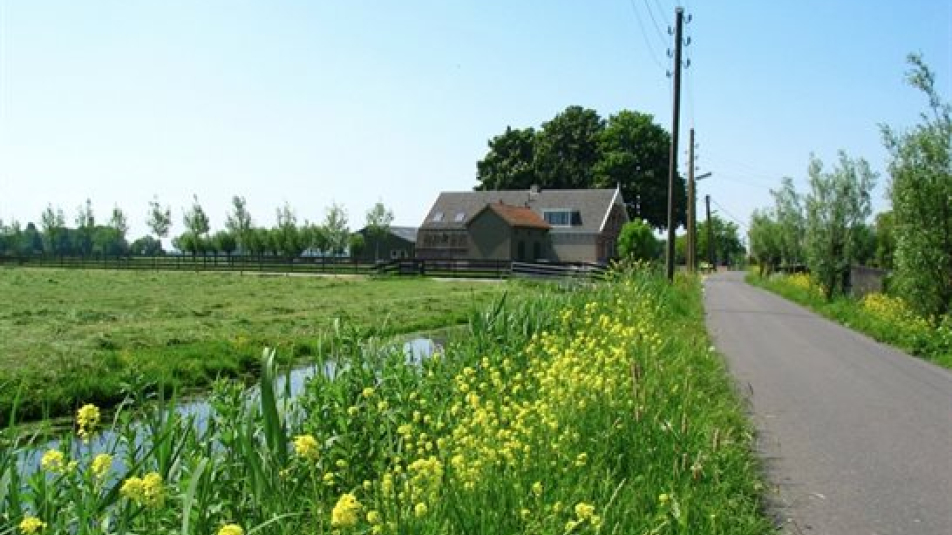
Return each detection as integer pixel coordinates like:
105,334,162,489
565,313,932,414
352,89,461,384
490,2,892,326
484,202,551,230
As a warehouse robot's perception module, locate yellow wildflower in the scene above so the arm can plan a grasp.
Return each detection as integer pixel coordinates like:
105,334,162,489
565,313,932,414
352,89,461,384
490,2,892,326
531,481,543,496
366,510,381,525
40,450,67,475
331,493,362,528
217,524,244,535
575,452,588,467
362,387,375,398
91,453,112,481
414,502,428,518
142,472,164,507
293,434,320,460
18,516,46,534
76,403,101,441
574,502,595,521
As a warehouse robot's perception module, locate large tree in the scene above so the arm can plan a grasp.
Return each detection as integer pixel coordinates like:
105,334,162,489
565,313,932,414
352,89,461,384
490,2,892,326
323,203,350,256
475,126,537,191
74,199,95,256
804,152,877,299
770,176,805,268
696,215,746,268
594,110,682,229
275,202,304,258
533,105,604,189
881,54,952,318
40,204,66,255
474,106,684,230
183,195,211,243
749,208,782,276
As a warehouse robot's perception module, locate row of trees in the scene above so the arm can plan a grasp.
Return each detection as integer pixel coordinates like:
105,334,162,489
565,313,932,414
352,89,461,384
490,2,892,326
750,54,950,318
0,196,397,261
476,106,686,230
616,215,746,267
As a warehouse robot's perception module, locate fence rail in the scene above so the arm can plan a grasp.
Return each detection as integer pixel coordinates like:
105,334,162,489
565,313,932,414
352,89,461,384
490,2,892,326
0,254,609,281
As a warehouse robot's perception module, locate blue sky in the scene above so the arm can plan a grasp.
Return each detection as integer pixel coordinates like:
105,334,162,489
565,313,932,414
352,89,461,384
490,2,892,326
1,1,949,243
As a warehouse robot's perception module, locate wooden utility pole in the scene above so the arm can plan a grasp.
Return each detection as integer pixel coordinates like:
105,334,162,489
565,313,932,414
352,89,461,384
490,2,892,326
665,7,685,282
706,194,715,271
686,128,695,272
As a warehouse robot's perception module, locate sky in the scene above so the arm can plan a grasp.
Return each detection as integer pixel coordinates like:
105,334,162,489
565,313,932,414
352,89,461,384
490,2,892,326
1,0,950,245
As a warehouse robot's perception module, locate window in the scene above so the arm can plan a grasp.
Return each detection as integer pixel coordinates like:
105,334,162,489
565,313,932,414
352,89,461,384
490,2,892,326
543,210,582,226
431,211,444,222
454,212,465,222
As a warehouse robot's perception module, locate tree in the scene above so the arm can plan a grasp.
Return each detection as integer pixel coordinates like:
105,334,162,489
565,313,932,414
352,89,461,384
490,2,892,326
475,127,537,191
594,110,683,229
213,231,237,258
364,201,394,261
534,106,605,189
770,177,805,268
147,196,172,239
40,204,66,255
182,195,210,244
348,233,366,259
225,195,254,253
873,211,895,269
275,202,304,258
130,235,164,256
881,54,952,318
749,209,782,276
616,219,659,261
697,215,746,268
74,199,95,256
108,205,129,254
804,152,877,300
305,223,329,255
323,203,349,256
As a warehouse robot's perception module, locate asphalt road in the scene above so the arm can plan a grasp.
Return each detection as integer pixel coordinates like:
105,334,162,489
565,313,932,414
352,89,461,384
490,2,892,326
704,271,952,535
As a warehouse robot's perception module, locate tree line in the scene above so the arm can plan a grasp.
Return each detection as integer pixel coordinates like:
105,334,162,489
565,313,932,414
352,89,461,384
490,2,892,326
749,54,951,319
0,196,396,261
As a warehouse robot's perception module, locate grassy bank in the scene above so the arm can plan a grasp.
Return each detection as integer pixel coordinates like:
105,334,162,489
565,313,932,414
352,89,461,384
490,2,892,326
0,268,519,424
1,267,770,534
747,272,952,369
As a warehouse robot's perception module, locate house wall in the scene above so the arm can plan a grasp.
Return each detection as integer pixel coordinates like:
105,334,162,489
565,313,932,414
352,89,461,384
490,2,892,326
357,234,415,263
549,232,598,262
596,204,628,262
416,229,469,259
467,211,513,260
509,227,550,262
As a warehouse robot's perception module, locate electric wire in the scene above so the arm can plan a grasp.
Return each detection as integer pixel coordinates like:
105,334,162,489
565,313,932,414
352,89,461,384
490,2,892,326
627,0,667,72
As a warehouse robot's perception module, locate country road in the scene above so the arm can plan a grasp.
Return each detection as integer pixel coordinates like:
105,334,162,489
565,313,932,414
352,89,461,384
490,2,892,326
703,271,952,535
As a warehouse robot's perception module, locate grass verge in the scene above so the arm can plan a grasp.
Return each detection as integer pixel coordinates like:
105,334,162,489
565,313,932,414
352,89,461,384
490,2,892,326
1,267,771,534
746,272,952,369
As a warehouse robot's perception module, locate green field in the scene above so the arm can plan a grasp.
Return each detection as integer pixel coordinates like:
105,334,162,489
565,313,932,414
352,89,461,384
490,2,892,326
0,268,521,423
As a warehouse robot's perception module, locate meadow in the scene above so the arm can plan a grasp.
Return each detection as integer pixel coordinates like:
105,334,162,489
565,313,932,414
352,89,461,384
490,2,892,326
748,272,952,369
0,268,520,424
1,266,771,534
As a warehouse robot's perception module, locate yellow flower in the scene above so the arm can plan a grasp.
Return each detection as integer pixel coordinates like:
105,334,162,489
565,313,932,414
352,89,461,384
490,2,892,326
520,508,531,520
142,472,164,507
91,453,112,481
362,387,375,398
574,502,595,521
414,502,428,518
18,516,46,534
217,524,244,535
366,510,381,525
76,403,101,441
121,476,145,501
293,434,320,460
40,449,67,475
531,481,543,496
331,493,362,528
575,452,588,467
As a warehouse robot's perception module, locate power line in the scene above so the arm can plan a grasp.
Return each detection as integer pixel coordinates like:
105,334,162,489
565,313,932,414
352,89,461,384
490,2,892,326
627,0,666,72
711,198,750,230
643,0,669,46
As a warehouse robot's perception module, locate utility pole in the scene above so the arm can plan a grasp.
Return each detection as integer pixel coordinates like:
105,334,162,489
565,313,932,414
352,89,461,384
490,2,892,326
686,128,695,272
664,6,685,282
706,194,715,272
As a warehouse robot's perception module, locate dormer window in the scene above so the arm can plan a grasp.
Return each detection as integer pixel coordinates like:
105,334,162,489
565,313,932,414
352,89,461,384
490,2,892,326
431,211,444,222
454,212,466,222
543,210,581,226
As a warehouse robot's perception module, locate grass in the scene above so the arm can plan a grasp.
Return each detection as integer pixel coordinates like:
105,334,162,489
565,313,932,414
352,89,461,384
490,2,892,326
0,268,523,424
0,266,771,534
747,271,952,369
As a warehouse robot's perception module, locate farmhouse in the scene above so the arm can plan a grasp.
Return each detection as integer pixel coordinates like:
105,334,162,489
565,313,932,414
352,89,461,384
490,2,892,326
416,186,628,264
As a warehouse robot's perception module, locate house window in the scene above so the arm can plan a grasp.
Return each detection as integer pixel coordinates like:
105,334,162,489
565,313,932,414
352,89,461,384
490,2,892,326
431,211,444,222
543,210,582,226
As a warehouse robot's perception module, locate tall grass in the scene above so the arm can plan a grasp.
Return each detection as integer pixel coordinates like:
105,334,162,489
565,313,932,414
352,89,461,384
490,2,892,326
1,268,770,534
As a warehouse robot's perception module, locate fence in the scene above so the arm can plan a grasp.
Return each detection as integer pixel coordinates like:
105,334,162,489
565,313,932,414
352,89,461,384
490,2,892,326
0,255,609,281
